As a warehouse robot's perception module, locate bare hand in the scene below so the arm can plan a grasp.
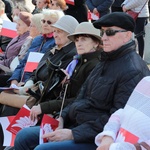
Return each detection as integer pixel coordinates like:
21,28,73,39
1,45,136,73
30,104,42,121
96,136,114,150
93,8,98,14
122,6,127,12
42,129,73,142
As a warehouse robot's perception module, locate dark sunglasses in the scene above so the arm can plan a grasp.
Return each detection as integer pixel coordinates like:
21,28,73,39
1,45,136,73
100,29,127,36
41,19,52,25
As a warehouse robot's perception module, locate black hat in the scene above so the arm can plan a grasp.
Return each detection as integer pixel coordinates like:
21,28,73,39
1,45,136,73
93,12,135,32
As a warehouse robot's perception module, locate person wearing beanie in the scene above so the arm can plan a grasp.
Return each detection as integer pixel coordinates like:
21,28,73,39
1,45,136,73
0,11,31,85
14,13,149,150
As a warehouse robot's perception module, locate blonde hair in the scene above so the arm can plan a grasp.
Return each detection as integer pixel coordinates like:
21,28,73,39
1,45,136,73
0,0,5,11
42,9,64,20
31,13,43,33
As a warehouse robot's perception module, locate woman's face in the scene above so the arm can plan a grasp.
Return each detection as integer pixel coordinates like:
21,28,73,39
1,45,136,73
16,19,29,35
53,28,70,48
29,21,40,38
75,35,99,55
36,0,46,9
41,15,57,34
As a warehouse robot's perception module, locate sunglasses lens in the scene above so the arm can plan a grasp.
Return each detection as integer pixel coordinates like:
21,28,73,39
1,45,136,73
47,21,52,25
106,30,116,36
41,19,46,23
100,30,117,36
41,19,51,25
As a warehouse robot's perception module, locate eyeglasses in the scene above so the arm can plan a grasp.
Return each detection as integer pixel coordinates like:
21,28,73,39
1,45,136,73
41,19,52,25
100,29,127,37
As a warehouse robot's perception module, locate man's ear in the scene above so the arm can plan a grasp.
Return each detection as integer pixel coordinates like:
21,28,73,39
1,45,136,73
124,31,133,43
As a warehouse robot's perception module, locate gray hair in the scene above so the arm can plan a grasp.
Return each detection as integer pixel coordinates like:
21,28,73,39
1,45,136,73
0,0,5,11
42,9,64,21
31,13,43,33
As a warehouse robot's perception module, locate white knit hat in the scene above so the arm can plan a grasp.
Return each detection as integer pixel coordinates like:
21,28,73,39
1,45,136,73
68,22,101,41
51,15,79,34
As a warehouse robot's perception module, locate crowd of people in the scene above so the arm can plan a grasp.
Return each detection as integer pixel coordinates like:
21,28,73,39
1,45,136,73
0,0,150,150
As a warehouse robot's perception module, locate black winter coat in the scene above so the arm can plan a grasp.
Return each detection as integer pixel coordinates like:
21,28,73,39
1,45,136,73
30,42,77,83
40,50,101,115
61,41,150,143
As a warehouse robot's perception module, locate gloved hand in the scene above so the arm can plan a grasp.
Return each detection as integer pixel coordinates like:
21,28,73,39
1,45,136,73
18,80,34,95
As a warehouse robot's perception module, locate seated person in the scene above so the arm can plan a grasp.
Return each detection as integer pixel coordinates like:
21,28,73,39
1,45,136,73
0,13,43,76
14,12,150,150
30,21,103,120
7,9,64,87
0,15,78,116
0,11,31,86
0,0,13,52
95,76,150,150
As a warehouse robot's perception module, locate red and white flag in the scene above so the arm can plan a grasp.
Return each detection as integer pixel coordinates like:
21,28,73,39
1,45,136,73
24,52,44,72
65,0,74,5
7,104,37,135
39,114,59,144
0,116,15,146
88,11,100,22
0,20,17,38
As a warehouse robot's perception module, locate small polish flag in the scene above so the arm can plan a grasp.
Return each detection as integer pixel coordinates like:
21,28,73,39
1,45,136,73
39,114,59,144
65,0,74,5
88,11,100,21
0,116,15,146
0,20,17,38
24,52,44,72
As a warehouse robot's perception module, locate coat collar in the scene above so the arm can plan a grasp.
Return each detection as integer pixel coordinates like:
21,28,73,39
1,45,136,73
101,40,136,61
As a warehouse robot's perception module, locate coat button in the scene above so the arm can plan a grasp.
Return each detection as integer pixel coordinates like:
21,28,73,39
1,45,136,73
84,59,87,62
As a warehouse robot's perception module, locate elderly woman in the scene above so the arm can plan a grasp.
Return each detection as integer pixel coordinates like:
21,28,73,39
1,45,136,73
0,12,31,74
0,13,43,87
14,21,103,150
8,9,64,88
0,15,78,116
30,21,103,120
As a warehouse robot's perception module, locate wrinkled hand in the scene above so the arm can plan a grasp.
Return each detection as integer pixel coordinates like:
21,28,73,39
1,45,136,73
30,104,42,121
96,136,114,150
42,129,73,142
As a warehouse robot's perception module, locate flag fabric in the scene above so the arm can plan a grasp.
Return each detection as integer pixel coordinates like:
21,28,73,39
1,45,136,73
24,52,44,72
0,20,17,38
0,116,15,146
65,0,74,5
66,59,78,78
88,11,100,21
7,104,37,135
39,114,59,144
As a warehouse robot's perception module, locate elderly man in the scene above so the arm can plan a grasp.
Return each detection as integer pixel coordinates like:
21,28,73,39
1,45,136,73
14,12,150,150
